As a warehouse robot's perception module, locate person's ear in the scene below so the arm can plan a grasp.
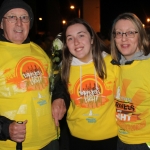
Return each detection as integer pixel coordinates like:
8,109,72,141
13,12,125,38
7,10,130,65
0,20,4,29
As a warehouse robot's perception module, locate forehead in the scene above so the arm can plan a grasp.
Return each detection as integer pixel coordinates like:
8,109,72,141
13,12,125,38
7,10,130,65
66,23,88,35
5,8,28,15
115,19,136,30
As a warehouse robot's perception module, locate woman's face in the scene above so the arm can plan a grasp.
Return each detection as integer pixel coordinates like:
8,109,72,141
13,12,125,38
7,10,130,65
66,23,93,63
114,19,140,60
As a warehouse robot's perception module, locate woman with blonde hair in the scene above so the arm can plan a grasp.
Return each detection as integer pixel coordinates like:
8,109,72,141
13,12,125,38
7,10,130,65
111,12,150,150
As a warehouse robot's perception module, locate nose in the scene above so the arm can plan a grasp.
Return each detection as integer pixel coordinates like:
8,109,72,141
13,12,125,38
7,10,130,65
74,37,79,45
15,17,22,26
121,33,128,41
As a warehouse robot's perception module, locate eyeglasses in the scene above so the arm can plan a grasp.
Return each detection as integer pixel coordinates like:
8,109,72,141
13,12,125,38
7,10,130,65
3,15,30,23
113,31,138,39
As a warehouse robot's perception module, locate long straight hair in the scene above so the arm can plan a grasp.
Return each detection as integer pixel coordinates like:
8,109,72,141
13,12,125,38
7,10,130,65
61,18,109,89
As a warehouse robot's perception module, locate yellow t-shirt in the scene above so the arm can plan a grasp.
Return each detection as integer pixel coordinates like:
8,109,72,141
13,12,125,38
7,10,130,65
115,59,150,144
67,53,118,140
0,41,57,150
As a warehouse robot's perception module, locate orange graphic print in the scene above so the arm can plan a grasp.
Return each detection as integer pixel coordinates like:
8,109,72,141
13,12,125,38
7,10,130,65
116,79,148,131
70,74,112,109
5,57,48,91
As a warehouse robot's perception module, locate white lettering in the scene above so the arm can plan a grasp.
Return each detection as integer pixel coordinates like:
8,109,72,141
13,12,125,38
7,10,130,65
116,113,131,121
79,88,100,103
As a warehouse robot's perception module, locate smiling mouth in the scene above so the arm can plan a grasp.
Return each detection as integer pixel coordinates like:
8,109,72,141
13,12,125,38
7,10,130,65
14,29,23,33
75,47,83,52
121,44,129,48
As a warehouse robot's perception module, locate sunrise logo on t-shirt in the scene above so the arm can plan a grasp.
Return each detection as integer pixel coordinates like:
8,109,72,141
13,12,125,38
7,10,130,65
5,56,49,91
70,74,112,108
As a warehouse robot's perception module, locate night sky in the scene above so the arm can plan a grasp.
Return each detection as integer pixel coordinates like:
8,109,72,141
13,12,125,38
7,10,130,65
57,0,150,38
0,0,150,38
100,0,150,38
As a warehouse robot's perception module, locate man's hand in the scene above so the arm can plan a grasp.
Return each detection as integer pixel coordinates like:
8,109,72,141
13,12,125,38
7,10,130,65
52,98,66,126
9,120,27,142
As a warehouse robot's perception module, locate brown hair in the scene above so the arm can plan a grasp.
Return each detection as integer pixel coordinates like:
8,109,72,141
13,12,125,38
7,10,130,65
61,18,109,89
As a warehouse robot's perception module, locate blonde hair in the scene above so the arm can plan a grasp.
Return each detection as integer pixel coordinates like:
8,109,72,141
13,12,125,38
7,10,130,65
110,12,150,61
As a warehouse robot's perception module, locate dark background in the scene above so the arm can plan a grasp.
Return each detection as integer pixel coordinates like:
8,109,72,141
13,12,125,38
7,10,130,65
0,0,150,40
35,0,150,37
100,0,150,38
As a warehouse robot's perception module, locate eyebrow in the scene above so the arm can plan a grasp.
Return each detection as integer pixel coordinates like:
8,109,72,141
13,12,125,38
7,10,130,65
115,28,136,31
5,13,28,16
66,31,86,38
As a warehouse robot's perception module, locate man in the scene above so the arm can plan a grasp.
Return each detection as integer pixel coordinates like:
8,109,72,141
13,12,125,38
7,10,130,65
0,0,66,149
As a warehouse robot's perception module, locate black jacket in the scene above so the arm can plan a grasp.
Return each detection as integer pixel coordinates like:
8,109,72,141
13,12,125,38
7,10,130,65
52,74,70,110
0,116,14,140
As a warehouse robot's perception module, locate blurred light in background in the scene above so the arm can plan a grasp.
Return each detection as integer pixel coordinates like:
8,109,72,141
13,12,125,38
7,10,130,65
62,20,66,25
39,18,42,21
70,5,75,9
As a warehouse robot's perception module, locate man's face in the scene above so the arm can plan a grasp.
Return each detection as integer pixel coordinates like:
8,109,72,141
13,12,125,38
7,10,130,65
1,8,30,44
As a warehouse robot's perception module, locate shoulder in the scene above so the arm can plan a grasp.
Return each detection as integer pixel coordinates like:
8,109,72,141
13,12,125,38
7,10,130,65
30,42,50,58
102,51,111,62
30,42,45,51
102,51,119,76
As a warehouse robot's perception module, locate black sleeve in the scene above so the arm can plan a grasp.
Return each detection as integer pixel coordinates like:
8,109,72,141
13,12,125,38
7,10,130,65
52,75,70,110
0,116,14,140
